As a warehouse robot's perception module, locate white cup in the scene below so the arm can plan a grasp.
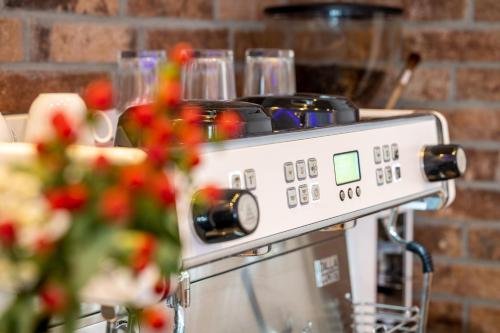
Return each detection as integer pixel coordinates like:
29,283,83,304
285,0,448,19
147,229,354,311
24,93,113,145
0,113,13,143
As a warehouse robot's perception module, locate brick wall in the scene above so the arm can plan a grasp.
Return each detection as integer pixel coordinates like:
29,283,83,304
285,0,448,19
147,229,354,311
0,0,499,332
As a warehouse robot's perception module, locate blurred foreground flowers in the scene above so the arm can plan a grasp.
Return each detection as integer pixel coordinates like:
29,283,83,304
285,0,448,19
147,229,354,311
0,43,242,333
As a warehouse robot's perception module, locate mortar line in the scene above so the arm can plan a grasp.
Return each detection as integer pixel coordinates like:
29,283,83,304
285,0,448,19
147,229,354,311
465,0,475,22
119,0,127,17
0,62,116,71
462,301,470,333
415,216,500,228
449,63,457,102
22,15,30,62
213,0,219,20
432,256,500,268
430,293,500,307
462,222,469,259
0,9,264,30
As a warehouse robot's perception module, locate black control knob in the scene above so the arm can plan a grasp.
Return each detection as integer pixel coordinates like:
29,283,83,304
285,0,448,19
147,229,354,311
423,144,467,181
192,189,259,243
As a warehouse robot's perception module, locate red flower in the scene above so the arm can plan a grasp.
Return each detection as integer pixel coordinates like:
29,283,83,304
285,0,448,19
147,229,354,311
51,111,75,143
0,220,17,248
46,184,88,211
83,80,113,111
180,105,202,124
145,144,168,167
40,283,68,314
178,124,204,147
34,236,55,256
185,148,201,169
93,154,110,171
160,80,181,107
216,110,242,139
100,187,131,223
200,185,222,205
148,117,173,145
154,278,171,299
131,234,157,273
152,173,176,206
130,104,155,128
143,307,170,330
171,43,193,65
120,163,148,190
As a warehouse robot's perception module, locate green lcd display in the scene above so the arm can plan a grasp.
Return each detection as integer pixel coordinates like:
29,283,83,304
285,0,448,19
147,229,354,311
333,151,361,185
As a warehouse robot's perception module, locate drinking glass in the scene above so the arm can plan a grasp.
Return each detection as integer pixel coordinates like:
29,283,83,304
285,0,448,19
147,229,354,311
117,50,167,113
182,49,236,100
244,49,296,96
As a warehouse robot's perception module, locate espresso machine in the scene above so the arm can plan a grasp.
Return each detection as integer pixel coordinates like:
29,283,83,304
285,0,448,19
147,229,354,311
1,91,465,333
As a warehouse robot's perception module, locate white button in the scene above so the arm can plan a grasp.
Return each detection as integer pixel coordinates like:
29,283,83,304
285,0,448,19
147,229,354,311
244,169,257,190
373,146,382,164
298,184,309,205
348,188,353,199
356,186,361,197
311,184,320,201
231,173,242,189
382,145,391,162
296,160,307,180
391,143,399,160
308,158,318,178
284,162,295,183
376,168,384,186
385,166,393,183
394,165,402,180
287,187,298,208
339,190,346,201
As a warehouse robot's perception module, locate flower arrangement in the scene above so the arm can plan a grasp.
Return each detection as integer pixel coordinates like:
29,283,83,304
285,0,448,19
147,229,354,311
0,43,241,333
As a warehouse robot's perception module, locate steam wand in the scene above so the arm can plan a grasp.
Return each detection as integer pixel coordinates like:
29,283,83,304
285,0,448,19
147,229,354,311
383,208,433,333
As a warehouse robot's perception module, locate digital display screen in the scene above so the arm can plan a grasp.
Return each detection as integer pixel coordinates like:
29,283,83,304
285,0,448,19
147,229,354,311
333,151,361,185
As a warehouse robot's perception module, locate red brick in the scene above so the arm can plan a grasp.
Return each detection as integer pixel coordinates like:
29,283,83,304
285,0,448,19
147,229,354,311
475,0,500,21
4,0,119,15
404,0,466,20
0,19,24,62
469,306,500,333
456,68,500,101
414,224,462,257
147,29,229,54
31,22,135,63
426,301,463,333
424,187,500,221
440,109,500,142
234,30,287,60
415,262,500,300
469,228,500,261
403,30,500,62
401,68,450,101
127,0,212,19
218,0,255,20
462,149,500,182
0,71,110,114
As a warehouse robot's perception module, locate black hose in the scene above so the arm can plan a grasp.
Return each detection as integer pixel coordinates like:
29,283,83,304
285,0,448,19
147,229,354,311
406,241,434,274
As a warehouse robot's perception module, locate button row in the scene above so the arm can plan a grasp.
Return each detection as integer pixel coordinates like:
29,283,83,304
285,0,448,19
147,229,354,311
374,144,399,164
284,158,318,183
376,165,401,186
287,184,320,208
231,169,257,190
339,186,361,201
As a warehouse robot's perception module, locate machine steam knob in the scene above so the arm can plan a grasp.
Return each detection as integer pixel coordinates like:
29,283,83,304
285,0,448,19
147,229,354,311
192,189,259,243
422,144,467,181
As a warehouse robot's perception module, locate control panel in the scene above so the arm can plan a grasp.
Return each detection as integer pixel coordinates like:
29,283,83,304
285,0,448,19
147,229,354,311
175,112,460,268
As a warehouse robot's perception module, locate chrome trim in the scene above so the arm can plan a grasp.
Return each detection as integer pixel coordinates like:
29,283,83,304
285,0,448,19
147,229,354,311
183,188,441,269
